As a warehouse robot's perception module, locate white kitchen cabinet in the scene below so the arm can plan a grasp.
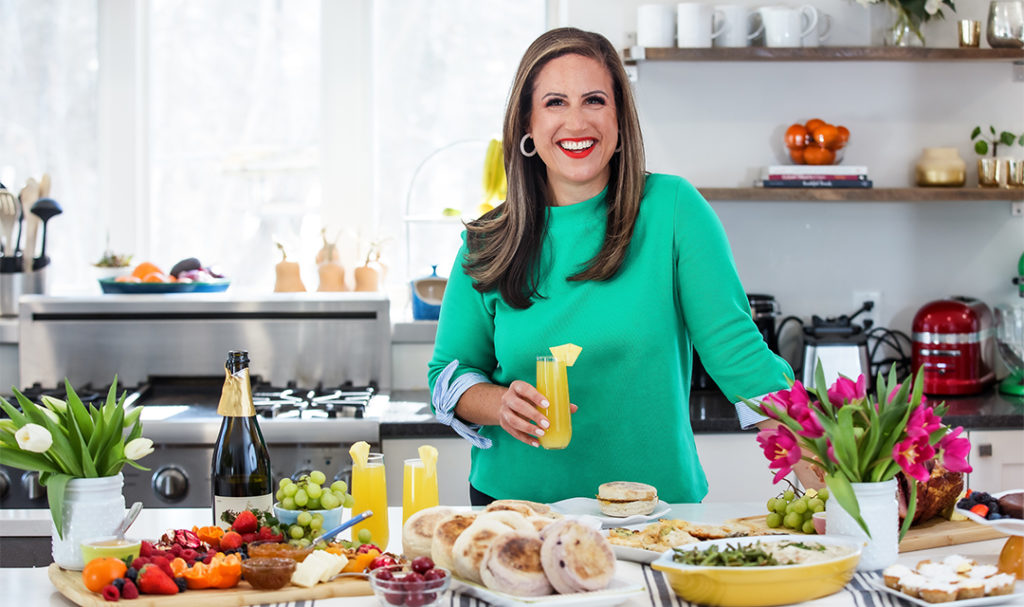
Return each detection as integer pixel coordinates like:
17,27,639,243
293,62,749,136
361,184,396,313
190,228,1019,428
381,437,472,508
967,429,1024,492
695,433,793,503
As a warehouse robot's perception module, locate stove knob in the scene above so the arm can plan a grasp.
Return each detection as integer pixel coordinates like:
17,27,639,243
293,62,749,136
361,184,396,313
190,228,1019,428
152,466,189,503
22,471,46,500
0,470,9,499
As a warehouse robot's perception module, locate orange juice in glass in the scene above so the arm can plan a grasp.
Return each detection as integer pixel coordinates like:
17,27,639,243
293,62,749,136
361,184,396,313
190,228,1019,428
350,452,389,549
402,458,439,525
536,355,571,449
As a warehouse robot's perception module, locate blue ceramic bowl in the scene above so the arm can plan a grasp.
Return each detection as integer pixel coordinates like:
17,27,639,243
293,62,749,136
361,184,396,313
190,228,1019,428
273,503,343,531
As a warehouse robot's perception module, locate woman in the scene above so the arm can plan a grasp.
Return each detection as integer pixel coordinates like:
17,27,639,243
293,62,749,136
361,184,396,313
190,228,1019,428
428,27,795,505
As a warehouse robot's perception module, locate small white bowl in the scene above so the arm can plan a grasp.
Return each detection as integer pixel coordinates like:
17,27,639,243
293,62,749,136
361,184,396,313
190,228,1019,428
812,511,827,535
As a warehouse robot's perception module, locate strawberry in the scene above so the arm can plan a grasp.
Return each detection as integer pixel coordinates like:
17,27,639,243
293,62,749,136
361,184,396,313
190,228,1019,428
121,579,139,599
231,510,258,534
137,564,179,595
258,526,274,540
219,531,243,552
241,532,259,544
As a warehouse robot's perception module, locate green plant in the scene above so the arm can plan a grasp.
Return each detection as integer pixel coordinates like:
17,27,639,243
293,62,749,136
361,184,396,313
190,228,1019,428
0,379,153,537
971,126,1024,157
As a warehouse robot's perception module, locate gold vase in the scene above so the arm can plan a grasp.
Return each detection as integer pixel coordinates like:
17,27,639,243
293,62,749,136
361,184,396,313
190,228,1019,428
1007,158,1024,188
978,158,1007,187
915,148,966,187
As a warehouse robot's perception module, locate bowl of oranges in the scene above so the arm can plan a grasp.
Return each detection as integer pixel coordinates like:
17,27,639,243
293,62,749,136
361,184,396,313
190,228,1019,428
784,118,849,165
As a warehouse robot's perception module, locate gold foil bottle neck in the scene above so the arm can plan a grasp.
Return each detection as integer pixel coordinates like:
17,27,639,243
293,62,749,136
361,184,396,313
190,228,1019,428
217,367,256,417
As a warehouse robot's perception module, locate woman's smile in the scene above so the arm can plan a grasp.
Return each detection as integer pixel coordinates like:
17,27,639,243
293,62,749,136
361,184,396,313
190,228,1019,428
557,137,597,158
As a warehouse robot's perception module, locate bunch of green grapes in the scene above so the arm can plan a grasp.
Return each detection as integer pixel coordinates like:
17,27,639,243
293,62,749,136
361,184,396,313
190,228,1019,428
276,471,355,546
765,487,829,534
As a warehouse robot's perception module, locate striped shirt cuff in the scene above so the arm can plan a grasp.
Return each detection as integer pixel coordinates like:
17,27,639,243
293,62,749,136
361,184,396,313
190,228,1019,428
734,395,770,430
431,360,493,449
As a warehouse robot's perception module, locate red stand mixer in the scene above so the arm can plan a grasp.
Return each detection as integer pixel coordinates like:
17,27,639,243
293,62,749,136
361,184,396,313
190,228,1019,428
911,296,995,396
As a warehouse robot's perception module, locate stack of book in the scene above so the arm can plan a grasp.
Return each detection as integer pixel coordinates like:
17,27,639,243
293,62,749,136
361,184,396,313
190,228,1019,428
759,165,872,188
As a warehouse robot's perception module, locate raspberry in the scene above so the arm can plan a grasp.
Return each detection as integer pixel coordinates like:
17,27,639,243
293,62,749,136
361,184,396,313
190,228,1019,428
130,558,149,571
174,577,187,593
151,556,173,578
121,579,139,599
139,541,158,557
180,549,199,564
169,544,184,557
102,584,120,602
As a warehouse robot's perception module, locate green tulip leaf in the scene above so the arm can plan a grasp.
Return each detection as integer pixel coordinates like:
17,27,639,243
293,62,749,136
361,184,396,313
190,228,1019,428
45,473,73,539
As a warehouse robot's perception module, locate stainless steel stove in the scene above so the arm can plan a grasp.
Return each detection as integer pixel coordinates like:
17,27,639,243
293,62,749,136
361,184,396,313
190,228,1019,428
4,294,391,510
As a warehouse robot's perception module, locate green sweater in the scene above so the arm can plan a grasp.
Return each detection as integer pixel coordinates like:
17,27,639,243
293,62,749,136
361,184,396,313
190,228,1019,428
428,173,792,503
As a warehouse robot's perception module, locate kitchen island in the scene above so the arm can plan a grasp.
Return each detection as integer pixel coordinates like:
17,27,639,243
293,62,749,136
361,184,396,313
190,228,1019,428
1,504,1019,606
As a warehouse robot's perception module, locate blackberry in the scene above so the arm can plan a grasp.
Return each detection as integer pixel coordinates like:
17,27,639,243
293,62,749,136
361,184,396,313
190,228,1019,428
125,567,138,582
174,577,187,592
112,578,125,592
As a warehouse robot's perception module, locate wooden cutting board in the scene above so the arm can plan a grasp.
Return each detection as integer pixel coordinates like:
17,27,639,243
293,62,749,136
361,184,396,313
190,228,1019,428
48,563,372,607
729,515,1007,552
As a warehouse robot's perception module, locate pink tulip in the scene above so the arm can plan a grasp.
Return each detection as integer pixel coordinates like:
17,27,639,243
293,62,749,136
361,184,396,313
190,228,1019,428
893,434,936,483
757,426,802,484
827,374,866,405
937,426,972,473
907,405,943,437
789,401,825,439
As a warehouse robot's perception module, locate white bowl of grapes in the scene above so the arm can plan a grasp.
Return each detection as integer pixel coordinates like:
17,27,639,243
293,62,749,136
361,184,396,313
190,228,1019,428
273,470,354,545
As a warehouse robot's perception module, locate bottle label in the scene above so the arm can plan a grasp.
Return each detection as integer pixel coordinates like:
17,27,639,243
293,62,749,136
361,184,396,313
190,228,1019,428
217,368,256,417
213,493,273,528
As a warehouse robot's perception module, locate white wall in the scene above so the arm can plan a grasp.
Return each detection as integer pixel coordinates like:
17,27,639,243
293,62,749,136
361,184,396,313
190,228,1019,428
555,0,1024,335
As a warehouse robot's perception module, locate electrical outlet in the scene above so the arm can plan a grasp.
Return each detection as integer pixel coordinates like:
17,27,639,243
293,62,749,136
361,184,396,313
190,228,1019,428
852,290,881,329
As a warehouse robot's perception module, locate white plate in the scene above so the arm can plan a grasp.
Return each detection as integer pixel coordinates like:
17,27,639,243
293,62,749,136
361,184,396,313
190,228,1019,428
869,579,1024,607
451,576,645,607
955,489,1024,536
548,498,671,527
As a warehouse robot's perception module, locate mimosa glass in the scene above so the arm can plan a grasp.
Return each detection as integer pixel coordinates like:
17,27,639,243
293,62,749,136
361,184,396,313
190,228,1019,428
536,355,571,449
402,458,439,525
350,452,389,549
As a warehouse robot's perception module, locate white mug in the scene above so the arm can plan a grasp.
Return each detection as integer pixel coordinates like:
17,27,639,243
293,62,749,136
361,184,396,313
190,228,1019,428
802,13,832,47
637,4,676,47
759,5,818,48
677,2,726,48
714,4,764,48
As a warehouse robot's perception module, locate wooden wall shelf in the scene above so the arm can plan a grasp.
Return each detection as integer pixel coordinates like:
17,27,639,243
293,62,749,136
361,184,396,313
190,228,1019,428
697,187,1024,202
623,47,1024,63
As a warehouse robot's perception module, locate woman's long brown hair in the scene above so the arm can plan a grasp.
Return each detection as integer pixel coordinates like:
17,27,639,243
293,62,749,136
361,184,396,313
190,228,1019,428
463,27,646,309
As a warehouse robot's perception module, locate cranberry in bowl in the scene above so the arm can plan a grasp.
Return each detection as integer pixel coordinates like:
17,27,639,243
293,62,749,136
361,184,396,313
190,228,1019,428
369,557,451,607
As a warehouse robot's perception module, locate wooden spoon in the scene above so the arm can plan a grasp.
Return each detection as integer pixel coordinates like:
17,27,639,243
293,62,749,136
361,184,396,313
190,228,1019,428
38,173,51,198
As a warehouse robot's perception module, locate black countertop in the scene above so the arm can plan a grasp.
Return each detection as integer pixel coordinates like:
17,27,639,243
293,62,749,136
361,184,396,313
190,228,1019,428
380,387,1024,439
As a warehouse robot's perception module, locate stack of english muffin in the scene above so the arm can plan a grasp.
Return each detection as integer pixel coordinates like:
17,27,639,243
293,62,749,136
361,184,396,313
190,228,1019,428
402,500,617,596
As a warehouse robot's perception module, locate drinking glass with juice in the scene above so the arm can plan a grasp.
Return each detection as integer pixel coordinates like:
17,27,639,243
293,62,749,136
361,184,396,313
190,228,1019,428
350,452,389,549
536,355,571,449
402,458,439,525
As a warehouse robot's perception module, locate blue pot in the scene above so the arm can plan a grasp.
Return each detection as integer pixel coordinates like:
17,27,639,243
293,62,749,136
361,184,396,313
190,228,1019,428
411,265,446,321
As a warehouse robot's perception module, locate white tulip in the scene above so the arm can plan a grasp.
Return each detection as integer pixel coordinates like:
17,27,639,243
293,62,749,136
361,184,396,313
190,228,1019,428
41,395,67,413
39,407,60,424
924,0,942,15
0,419,16,433
125,437,155,460
15,423,53,453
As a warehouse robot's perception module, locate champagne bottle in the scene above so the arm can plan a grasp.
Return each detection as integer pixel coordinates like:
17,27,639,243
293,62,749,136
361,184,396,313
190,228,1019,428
211,350,273,526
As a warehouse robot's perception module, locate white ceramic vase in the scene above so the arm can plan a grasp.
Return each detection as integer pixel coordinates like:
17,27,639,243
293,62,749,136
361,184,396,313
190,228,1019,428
825,478,898,571
51,473,126,570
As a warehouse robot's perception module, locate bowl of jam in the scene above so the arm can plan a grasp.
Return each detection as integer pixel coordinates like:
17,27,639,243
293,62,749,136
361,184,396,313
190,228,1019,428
242,557,296,590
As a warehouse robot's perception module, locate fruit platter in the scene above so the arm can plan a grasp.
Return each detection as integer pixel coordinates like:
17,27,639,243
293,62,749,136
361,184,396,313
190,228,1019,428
49,470,425,606
98,258,229,294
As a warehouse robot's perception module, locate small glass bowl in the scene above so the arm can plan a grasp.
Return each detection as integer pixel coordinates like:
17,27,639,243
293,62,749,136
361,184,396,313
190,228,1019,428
369,564,451,607
80,536,142,564
241,557,296,590
247,540,313,562
274,502,343,530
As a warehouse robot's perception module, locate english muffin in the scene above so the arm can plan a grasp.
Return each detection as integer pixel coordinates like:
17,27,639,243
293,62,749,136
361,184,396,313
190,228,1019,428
539,519,615,594
479,532,553,596
596,481,658,517
475,510,539,536
485,499,558,518
430,512,477,572
402,506,455,559
452,517,516,585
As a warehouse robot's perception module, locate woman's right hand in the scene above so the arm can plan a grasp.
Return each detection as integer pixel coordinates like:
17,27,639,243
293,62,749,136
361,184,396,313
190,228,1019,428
498,380,576,448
